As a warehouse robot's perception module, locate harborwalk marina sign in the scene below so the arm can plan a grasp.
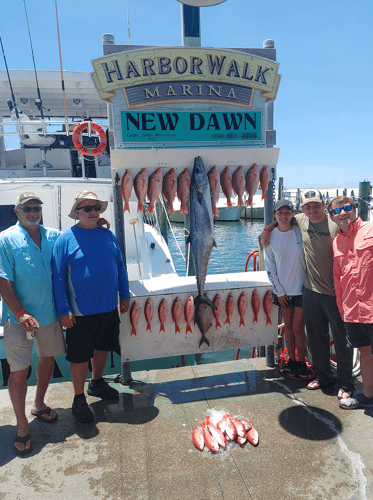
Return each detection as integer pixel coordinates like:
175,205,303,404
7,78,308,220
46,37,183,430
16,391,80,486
91,47,281,109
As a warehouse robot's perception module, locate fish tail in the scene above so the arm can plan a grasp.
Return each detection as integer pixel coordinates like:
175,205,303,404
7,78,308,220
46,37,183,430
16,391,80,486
167,204,175,214
186,324,192,334
199,335,210,347
137,202,143,212
266,317,272,325
224,317,230,325
175,325,181,333
212,207,219,217
159,324,165,332
252,315,258,323
123,202,130,213
180,204,188,214
238,198,244,207
239,318,245,327
131,327,137,336
216,320,221,329
261,193,267,201
227,200,233,208
145,204,154,215
146,322,151,332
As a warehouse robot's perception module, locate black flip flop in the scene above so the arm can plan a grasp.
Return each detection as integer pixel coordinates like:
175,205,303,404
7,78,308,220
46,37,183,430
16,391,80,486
31,406,58,423
14,434,32,455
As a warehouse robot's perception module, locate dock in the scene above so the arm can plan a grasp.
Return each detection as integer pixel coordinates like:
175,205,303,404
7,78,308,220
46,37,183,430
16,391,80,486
0,357,372,500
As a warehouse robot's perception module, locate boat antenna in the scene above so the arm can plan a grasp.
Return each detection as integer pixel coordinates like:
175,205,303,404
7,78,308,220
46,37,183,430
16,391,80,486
0,36,20,120
126,0,132,44
54,0,69,134
23,0,45,120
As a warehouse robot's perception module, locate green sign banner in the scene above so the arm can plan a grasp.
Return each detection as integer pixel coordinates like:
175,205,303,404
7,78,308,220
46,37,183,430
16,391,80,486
121,111,261,144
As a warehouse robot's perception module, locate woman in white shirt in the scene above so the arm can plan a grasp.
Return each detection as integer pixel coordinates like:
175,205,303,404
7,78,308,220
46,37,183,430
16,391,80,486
264,199,310,378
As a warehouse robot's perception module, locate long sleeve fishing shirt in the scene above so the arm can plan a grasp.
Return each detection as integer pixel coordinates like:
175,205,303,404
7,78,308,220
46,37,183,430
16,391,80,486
333,218,373,324
52,225,129,317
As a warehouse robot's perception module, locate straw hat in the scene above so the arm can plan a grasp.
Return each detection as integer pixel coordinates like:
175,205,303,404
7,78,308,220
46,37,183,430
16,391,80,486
68,191,108,219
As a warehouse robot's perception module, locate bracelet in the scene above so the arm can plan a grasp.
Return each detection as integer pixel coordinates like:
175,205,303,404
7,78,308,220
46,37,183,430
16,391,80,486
15,309,26,318
263,228,271,232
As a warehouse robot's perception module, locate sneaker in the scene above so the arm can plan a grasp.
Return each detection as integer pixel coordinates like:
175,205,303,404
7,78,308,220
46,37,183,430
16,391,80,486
339,392,373,410
295,361,313,378
280,358,297,376
87,379,119,400
72,397,94,423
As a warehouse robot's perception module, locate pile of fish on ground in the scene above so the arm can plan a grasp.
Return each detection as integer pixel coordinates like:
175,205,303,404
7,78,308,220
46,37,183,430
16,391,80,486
192,412,259,453
120,162,269,216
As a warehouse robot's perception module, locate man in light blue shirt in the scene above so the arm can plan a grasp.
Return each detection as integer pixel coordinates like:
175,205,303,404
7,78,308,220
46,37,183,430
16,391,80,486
0,192,66,455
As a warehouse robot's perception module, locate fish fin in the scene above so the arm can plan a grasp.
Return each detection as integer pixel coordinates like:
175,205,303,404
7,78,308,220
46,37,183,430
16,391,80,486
238,198,244,207
216,320,221,329
180,204,188,214
213,239,218,249
159,325,165,332
137,202,143,212
252,315,258,323
186,325,192,334
266,317,272,325
131,328,137,336
239,318,245,327
199,335,210,347
261,193,267,201
175,325,181,333
227,200,233,208
224,317,230,325
246,198,253,207
212,207,219,217
167,204,175,214
194,294,218,311
123,202,130,213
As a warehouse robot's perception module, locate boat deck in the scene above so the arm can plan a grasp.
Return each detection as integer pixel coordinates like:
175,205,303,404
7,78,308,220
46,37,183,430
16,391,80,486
0,357,372,500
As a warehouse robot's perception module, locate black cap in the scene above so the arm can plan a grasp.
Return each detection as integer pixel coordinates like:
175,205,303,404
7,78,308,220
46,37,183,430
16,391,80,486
274,199,294,211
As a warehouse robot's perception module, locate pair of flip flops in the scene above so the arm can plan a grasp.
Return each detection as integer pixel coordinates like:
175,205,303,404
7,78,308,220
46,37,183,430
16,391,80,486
31,406,58,423
14,434,32,455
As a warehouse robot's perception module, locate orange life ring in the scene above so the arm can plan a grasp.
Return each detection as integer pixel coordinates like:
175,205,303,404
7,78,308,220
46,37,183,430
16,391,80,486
72,121,107,156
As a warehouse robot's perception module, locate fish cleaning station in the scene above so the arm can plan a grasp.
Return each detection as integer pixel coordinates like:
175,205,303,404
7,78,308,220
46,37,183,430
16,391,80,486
1,1,373,499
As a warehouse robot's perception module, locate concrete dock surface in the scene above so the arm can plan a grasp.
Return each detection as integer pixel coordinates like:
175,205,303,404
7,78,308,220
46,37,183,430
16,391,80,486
0,357,372,500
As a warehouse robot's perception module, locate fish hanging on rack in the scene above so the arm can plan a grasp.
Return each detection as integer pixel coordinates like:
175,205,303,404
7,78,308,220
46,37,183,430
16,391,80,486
134,168,148,212
177,168,191,215
121,169,133,213
245,163,259,207
146,167,162,215
220,166,233,208
232,166,245,207
162,168,177,214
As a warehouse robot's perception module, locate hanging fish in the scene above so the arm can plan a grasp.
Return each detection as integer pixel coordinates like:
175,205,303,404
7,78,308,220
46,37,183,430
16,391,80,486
212,294,221,329
171,297,181,334
145,167,162,215
224,292,234,325
263,290,272,325
134,168,148,212
121,169,133,213
232,166,245,207
245,163,259,207
162,168,177,213
251,289,260,323
158,298,167,333
259,165,269,201
184,295,194,334
220,166,233,208
177,168,191,215
237,291,247,327
144,298,153,332
130,301,140,336
207,165,220,217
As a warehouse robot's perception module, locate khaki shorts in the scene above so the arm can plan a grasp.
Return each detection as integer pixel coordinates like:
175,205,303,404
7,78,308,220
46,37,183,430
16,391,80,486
3,320,66,372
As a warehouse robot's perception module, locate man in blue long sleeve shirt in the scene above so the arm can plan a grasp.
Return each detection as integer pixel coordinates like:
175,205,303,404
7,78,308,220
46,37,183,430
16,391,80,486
52,191,129,423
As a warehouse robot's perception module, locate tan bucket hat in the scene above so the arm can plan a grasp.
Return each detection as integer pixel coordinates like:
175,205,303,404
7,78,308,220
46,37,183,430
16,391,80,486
69,191,108,219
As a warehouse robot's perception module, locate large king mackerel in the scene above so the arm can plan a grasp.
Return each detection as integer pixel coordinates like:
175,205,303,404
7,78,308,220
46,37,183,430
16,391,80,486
188,156,217,311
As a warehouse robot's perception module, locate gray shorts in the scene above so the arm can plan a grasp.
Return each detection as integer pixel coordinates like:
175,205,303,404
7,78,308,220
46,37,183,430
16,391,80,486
3,320,66,372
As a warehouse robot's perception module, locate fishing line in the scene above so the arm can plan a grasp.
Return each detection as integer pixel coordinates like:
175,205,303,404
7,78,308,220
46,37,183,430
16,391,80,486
54,0,69,133
23,0,45,120
0,36,20,123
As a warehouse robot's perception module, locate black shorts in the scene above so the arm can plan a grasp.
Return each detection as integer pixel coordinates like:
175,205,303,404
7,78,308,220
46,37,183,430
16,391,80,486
345,322,373,354
66,309,120,363
272,294,303,309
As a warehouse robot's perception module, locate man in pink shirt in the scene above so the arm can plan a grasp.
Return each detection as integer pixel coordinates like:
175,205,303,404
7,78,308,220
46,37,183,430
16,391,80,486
329,196,373,409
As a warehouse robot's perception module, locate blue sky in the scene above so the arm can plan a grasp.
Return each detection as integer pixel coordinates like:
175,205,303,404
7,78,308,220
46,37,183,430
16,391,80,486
1,0,372,189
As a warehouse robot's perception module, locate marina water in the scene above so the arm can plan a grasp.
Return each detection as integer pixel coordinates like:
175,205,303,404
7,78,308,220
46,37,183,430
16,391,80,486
167,219,265,364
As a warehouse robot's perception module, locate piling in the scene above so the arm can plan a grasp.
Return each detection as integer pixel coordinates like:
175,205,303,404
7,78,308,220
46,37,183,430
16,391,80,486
358,181,371,221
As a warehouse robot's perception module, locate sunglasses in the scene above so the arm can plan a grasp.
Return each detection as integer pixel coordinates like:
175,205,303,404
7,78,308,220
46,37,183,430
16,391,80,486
19,206,42,213
331,205,353,215
76,204,102,213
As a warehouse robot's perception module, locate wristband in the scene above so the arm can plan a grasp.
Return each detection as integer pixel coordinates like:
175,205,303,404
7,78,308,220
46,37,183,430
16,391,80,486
263,228,270,232
15,309,26,318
